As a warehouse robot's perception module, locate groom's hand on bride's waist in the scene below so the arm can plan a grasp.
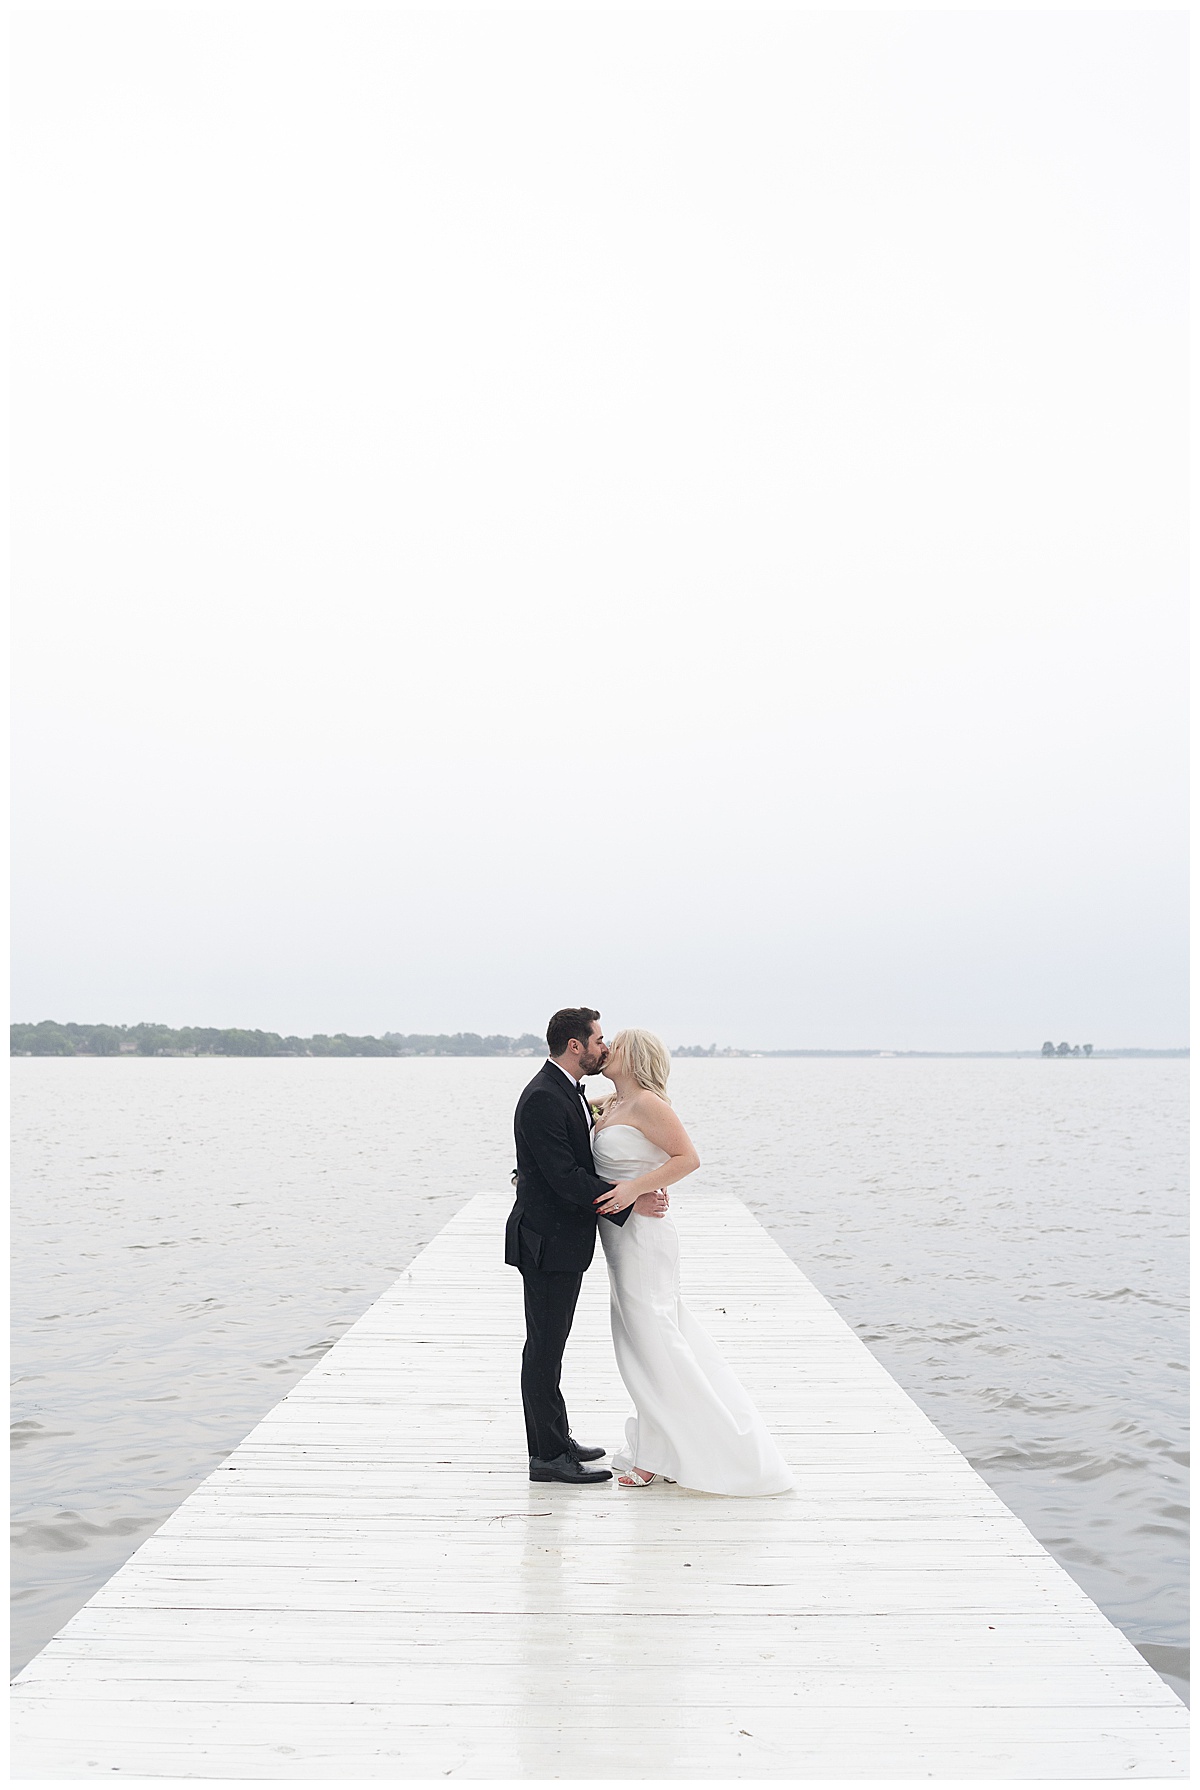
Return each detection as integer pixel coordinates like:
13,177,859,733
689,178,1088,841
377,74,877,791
634,1189,669,1218
595,1183,669,1218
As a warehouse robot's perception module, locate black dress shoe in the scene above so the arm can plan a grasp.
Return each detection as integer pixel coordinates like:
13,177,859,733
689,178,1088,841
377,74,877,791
567,1437,607,1463
530,1453,613,1485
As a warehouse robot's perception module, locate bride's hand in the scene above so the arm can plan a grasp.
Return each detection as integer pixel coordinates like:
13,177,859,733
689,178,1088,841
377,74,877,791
594,1181,638,1215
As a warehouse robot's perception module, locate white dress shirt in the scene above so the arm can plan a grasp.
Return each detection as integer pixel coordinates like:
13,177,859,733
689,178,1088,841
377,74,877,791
550,1058,594,1131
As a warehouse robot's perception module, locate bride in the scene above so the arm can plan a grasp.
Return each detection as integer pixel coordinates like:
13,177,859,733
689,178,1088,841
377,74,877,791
591,1029,794,1496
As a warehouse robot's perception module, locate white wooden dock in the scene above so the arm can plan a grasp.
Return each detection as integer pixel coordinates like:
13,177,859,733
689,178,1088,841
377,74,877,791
12,1190,1187,1778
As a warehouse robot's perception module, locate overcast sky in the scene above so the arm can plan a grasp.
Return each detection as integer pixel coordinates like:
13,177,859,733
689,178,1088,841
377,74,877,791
11,5,1187,1050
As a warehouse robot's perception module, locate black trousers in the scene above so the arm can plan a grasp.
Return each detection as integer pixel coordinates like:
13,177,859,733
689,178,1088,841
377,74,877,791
519,1265,584,1461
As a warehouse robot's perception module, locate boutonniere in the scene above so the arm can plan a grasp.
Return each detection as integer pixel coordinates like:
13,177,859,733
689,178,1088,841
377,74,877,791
589,1101,604,1121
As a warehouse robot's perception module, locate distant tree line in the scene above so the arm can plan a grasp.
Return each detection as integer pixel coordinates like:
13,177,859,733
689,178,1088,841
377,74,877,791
10,1021,547,1059
10,1023,1180,1061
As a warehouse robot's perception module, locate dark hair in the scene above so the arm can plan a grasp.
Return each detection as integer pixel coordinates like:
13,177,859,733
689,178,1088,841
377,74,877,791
546,1007,601,1058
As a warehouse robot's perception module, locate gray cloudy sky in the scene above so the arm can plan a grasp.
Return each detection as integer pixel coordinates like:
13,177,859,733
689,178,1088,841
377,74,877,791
11,5,1187,1050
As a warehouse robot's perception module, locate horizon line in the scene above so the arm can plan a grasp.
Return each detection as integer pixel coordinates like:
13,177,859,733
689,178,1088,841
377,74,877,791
7,1020,1189,1059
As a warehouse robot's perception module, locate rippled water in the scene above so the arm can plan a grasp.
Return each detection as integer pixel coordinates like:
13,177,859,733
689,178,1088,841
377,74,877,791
11,1056,1188,1703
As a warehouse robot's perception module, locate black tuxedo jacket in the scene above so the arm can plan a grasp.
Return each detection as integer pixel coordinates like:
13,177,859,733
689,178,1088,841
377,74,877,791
505,1060,632,1274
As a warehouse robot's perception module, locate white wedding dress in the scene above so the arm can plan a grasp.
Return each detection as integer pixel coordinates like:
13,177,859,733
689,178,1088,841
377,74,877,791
592,1123,794,1496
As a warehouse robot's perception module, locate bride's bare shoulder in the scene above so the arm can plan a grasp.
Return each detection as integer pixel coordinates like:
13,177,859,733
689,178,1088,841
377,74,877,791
627,1089,700,1165
628,1088,671,1117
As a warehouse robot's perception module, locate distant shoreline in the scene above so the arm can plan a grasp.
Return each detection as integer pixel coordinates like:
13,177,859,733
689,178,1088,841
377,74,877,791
680,1048,1188,1059
8,1022,1189,1060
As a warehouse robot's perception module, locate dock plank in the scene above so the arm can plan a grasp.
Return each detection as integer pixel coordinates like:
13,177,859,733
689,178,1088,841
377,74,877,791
10,1188,1186,1778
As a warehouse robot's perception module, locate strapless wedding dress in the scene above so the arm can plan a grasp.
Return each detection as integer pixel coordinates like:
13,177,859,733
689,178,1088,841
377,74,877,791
592,1124,794,1496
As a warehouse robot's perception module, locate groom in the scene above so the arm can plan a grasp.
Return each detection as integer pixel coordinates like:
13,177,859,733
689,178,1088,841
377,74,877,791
507,1007,667,1484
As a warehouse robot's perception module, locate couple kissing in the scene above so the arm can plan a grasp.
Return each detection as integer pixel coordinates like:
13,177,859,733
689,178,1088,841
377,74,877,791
506,1007,793,1496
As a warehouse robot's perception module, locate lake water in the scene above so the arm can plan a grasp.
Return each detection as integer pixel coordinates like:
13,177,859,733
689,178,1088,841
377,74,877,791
10,1056,1188,1702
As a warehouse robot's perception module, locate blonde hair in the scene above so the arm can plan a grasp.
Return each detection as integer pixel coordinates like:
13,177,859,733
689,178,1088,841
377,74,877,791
608,1028,672,1104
